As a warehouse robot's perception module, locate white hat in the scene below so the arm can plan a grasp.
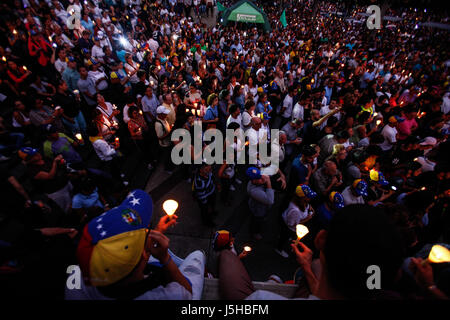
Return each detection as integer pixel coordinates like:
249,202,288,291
419,137,437,146
219,63,225,70
156,106,170,115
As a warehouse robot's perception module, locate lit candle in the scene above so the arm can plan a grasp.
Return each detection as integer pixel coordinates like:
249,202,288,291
196,109,201,117
22,66,27,71
13,30,17,35
294,224,309,246
75,133,83,140
421,245,450,266
191,109,195,115
376,119,382,126
139,110,143,115
115,137,119,143
163,199,178,219
244,246,252,252
1,56,6,62
73,89,79,95
185,108,189,113
113,104,117,110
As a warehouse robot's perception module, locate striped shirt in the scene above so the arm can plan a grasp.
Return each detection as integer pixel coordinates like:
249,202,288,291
193,172,215,203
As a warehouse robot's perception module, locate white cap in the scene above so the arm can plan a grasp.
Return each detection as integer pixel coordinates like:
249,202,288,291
219,63,225,70
419,137,437,146
156,106,170,115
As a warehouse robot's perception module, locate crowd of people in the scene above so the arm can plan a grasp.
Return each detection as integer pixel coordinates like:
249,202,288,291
0,0,449,300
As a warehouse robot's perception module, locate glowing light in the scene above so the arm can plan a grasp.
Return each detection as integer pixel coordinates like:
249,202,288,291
2,56,6,62
163,199,178,218
22,66,27,71
13,30,17,35
244,246,252,252
294,224,309,245
119,36,128,47
422,245,450,265
75,133,82,140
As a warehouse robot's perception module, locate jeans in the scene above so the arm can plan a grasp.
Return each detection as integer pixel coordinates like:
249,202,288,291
62,111,87,135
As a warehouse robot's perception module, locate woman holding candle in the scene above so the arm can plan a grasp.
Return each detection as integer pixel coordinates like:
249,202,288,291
276,184,317,258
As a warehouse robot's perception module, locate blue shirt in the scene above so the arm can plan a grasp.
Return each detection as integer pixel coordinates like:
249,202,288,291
256,102,272,115
62,68,80,92
290,155,309,188
316,204,335,229
72,188,103,209
203,105,219,121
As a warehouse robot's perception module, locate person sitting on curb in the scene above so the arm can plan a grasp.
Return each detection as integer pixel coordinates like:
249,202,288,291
65,189,206,300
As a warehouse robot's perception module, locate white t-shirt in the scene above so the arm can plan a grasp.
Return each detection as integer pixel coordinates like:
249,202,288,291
380,125,397,151
92,138,117,161
282,202,312,232
342,186,365,206
65,271,192,300
226,114,243,130
281,94,294,118
242,111,253,131
292,103,304,121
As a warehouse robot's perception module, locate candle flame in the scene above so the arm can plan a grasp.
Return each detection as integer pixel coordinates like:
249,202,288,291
296,224,309,240
428,245,450,264
163,199,178,216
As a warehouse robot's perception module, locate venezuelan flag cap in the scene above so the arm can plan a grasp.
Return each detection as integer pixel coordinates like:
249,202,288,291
296,184,317,199
77,190,153,287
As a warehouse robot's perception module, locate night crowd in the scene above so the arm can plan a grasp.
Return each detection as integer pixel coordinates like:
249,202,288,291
0,0,449,300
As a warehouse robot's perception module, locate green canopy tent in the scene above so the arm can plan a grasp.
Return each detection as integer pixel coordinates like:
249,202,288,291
220,0,271,33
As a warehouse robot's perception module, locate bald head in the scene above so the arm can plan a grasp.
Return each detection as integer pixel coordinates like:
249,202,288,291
323,160,338,176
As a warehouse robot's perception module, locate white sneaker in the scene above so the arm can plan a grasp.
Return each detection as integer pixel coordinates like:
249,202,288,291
235,178,242,185
275,249,289,258
123,181,129,186
120,173,125,178
229,185,236,191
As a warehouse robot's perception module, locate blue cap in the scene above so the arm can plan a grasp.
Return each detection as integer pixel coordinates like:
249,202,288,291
329,192,345,209
261,112,271,120
18,147,38,160
68,56,76,62
82,48,89,54
246,167,261,180
352,179,368,197
296,184,317,199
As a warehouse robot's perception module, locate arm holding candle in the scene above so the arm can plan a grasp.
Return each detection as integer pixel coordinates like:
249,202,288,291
409,257,448,300
291,241,319,295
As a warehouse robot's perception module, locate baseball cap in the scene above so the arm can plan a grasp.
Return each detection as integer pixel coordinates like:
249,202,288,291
369,170,389,186
246,167,261,180
352,179,368,196
68,56,76,62
419,136,437,146
18,147,38,160
295,184,317,199
219,63,225,70
77,190,153,287
260,112,271,120
110,71,118,79
329,191,345,209
388,115,404,123
213,230,233,250
156,106,170,115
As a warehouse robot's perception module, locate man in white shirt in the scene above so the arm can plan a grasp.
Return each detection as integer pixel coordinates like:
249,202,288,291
91,37,105,63
380,116,400,151
342,179,367,205
246,117,261,163
279,86,295,128
141,86,159,123
226,104,243,130
65,189,205,300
